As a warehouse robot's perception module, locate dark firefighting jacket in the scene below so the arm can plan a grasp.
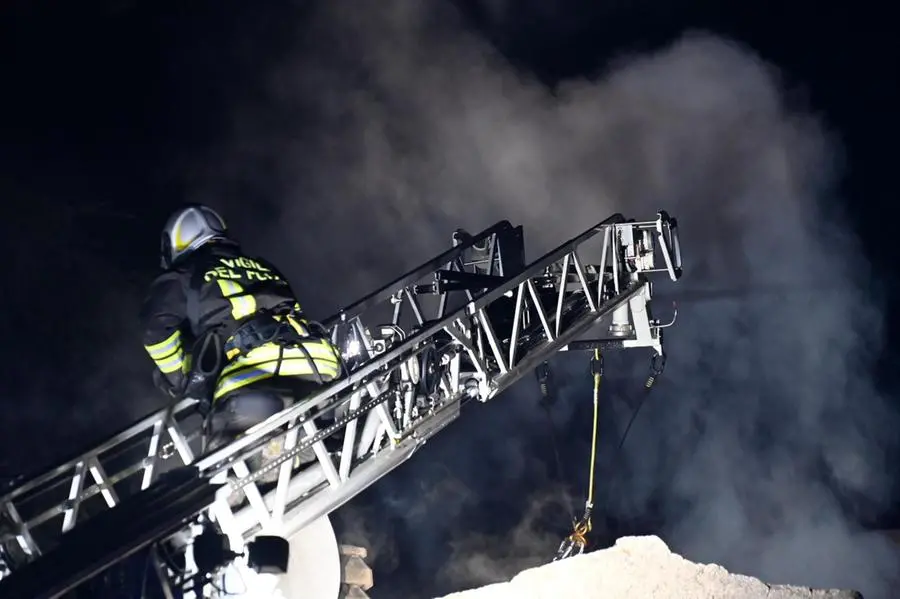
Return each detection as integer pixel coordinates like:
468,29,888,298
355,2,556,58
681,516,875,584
139,241,341,404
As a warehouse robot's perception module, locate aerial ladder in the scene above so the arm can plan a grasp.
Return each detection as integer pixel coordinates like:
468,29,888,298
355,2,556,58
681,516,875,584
0,211,682,599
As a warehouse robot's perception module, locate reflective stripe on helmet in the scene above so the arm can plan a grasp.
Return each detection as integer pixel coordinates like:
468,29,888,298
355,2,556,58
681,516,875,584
161,204,228,268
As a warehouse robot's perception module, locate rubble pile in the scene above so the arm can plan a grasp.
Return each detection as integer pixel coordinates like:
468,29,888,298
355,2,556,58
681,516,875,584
435,536,863,599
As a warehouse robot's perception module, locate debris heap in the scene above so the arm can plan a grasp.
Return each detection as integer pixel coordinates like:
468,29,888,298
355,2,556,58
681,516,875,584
434,536,863,599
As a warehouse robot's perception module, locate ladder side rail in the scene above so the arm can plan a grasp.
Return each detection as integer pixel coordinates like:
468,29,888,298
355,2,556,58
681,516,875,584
0,401,200,558
0,399,198,505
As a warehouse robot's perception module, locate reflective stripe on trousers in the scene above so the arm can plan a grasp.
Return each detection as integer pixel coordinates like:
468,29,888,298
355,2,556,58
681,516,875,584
212,337,342,401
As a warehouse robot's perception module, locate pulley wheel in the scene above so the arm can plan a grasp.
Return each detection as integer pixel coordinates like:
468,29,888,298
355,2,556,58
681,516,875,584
418,345,441,397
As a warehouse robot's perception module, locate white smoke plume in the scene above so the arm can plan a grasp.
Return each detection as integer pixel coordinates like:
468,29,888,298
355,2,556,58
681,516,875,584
185,1,900,598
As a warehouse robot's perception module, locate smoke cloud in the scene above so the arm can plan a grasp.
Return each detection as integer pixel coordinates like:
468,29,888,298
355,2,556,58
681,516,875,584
186,1,899,598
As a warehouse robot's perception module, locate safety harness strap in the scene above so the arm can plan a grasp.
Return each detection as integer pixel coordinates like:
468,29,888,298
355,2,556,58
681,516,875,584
222,308,337,386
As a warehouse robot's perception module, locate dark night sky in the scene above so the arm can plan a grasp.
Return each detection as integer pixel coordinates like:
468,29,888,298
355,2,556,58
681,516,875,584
1,1,899,598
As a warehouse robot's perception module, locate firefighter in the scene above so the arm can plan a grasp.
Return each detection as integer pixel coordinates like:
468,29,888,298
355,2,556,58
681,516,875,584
139,204,343,472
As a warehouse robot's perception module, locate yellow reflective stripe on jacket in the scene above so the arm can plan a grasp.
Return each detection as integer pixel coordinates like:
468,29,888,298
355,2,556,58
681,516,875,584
145,330,181,360
213,339,341,400
155,348,186,374
144,330,185,374
216,280,257,320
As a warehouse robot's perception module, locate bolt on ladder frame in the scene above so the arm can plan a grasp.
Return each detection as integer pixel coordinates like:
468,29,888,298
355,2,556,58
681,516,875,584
0,211,682,596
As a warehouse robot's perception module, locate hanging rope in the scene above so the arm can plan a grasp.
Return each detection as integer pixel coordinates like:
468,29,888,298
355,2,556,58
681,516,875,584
552,349,667,562
614,352,665,455
553,348,603,561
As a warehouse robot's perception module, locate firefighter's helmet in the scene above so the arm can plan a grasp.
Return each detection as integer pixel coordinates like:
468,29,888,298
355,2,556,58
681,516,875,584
160,204,229,268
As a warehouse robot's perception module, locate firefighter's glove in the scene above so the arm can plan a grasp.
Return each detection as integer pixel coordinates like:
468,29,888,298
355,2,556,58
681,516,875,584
152,369,180,399
183,372,208,400
182,372,214,417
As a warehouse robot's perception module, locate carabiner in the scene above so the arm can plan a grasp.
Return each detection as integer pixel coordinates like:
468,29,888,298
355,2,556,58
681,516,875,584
590,351,604,377
650,351,666,376
554,535,587,561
